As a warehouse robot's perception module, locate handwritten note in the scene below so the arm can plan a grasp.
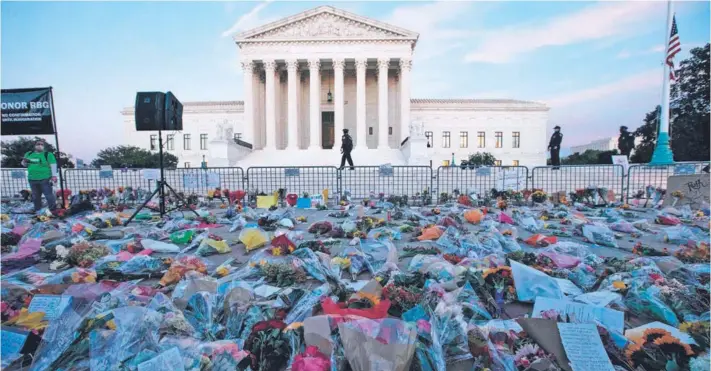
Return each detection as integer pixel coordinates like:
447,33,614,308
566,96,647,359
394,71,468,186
1,329,28,368
137,347,184,371
663,175,710,209
532,296,625,334
558,323,614,371
28,295,72,320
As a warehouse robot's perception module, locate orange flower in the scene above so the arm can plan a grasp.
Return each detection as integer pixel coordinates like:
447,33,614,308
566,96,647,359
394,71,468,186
355,291,381,306
612,281,626,290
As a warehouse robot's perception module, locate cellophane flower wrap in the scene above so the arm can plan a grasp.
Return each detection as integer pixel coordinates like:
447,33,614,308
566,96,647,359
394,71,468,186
337,318,417,371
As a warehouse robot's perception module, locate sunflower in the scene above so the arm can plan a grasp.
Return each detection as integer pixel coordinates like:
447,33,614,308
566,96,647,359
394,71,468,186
641,328,672,344
625,342,647,365
355,291,381,306
653,335,694,356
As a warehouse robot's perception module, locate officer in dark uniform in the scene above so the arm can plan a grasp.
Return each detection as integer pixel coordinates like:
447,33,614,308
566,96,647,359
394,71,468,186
618,126,636,158
548,125,563,169
339,129,355,170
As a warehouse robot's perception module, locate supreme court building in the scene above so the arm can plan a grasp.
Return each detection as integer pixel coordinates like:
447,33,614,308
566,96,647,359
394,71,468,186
122,6,550,167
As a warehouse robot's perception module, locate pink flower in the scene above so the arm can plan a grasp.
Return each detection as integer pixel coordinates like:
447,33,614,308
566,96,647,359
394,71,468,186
416,319,431,334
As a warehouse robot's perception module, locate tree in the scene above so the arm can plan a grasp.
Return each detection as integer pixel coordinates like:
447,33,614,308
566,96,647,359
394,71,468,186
632,43,710,163
466,152,497,167
559,149,619,165
1,136,75,168
90,145,178,169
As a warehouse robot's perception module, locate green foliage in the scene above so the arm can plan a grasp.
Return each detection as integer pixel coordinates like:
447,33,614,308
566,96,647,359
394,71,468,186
561,149,619,165
90,145,178,168
1,136,75,168
632,44,710,163
467,152,497,167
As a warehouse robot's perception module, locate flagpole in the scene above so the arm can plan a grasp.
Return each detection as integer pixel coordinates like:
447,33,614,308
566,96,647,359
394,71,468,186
650,0,675,165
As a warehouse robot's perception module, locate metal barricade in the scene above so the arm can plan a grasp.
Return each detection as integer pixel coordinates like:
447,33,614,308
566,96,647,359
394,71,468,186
436,166,528,200
246,166,338,197
64,168,151,193
0,168,31,198
626,162,710,201
162,167,245,195
531,165,625,199
339,166,433,201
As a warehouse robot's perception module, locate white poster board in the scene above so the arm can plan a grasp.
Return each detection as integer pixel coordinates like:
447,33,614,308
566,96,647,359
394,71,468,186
611,155,629,173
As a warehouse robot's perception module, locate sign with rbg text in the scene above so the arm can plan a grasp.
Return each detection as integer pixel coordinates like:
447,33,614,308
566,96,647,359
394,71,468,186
1,87,55,135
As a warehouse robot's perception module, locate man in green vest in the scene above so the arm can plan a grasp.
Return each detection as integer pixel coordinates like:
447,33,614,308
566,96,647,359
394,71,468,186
21,140,58,211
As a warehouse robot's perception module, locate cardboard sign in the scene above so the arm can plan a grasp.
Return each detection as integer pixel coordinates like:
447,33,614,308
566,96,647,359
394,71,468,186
11,170,25,179
532,296,624,334
611,155,629,173
674,163,696,175
256,195,277,209
142,169,160,181
284,168,300,177
182,172,221,188
99,165,113,179
663,174,710,209
475,167,491,176
379,165,394,177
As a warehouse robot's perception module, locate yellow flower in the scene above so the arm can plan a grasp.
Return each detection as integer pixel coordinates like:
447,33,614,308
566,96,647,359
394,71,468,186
5,309,47,330
259,259,267,266
271,247,283,256
0,214,9,222
356,291,381,306
285,322,303,331
216,266,229,277
612,281,626,290
331,257,351,268
106,320,117,330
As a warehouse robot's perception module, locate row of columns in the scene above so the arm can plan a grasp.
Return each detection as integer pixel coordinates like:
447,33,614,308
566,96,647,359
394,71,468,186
241,57,412,151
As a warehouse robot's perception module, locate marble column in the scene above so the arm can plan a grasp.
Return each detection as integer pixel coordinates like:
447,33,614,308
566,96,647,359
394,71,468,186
377,58,390,149
240,60,254,146
286,59,299,150
399,58,412,144
355,58,367,149
308,59,321,150
264,59,276,150
333,58,345,151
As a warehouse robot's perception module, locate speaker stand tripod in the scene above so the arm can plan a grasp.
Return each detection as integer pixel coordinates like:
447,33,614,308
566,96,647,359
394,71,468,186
124,130,200,226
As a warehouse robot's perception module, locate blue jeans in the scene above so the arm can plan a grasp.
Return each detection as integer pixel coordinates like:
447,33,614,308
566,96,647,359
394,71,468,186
29,178,56,211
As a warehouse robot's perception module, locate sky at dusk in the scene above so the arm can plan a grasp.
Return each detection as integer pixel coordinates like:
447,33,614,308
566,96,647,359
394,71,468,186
2,1,709,161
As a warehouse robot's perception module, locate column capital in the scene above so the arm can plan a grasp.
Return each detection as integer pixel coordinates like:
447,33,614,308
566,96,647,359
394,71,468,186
240,60,254,73
263,59,276,72
377,58,390,69
332,58,345,71
308,58,320,70
355,58,368,71
399,58,412,71
285,59,298,71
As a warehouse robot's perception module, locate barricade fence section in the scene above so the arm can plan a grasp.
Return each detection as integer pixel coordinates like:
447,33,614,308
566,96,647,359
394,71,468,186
3,163,708,205
246,166,338,199
531,165,625,200
437,166,529,201
161,167,245,196
339,166,433,203
1,168,33,198
626,162,710,202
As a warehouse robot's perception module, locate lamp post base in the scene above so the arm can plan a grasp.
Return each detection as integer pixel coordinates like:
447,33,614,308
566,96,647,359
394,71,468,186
649,132,675,165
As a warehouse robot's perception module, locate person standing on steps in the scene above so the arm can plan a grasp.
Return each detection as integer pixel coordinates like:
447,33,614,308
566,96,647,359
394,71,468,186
548,126,563,169
339,128,355,170
22,140,58,212
618,126,636,158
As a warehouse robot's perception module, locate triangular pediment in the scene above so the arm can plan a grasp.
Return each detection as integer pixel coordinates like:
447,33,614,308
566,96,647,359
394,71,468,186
234,6,418,42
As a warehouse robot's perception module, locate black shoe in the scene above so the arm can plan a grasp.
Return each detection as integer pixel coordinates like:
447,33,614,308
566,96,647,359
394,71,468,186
349,167,355,170
338,167,344,170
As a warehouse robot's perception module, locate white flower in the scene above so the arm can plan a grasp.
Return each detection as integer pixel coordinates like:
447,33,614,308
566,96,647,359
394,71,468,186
690,354,711,371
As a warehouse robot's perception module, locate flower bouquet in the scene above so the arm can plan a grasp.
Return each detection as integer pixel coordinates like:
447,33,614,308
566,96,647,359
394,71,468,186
256,261,307,287
382,272,426,317
531,189,547,204
680,321,710,350
244,319,290,371
626,328,696,370
482,266,516,312
308,220,333,235
159,255,208,287
674,241,710,264
292,345,331,371
66,242,111,268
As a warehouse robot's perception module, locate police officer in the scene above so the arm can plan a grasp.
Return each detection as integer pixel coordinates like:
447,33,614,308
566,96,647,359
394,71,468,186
618,126,636,158
339,129,355,170
548,126,563,169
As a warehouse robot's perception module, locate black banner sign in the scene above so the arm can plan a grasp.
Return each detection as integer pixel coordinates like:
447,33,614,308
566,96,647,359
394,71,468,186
1,87,55,135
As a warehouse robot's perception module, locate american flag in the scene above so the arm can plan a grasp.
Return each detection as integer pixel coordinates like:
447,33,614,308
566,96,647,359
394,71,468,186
666,15,681,81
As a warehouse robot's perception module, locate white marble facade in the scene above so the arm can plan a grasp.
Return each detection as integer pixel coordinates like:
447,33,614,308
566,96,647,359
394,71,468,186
122,6,550,167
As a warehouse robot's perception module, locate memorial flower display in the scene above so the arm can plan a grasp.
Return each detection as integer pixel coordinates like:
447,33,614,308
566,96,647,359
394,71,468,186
0,176,709,371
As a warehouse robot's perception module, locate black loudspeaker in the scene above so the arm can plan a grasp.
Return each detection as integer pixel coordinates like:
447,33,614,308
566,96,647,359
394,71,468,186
164,91,183,131
135,92,166,131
